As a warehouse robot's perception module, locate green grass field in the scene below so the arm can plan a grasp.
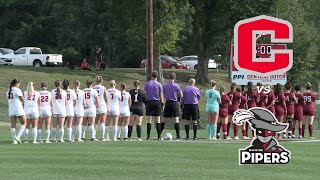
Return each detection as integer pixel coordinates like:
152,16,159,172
0,66,319,179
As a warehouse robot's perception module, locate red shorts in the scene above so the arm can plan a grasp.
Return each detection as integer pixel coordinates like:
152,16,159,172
228,105,239,115
219,109,228,118
294,107,303,121
304,106,314,116
275,105,285,116
267,106,275,115
286,105,295,115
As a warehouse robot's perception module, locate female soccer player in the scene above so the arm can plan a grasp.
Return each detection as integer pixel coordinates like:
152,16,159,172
227,83,241,140
63,79,77,142
106,80,121,141
52,80,67,142
303,82,315,139
23,82,40,144
7,79,27,144
293,85,305,138
256,82,266,108
217,87,231,140
117,83,132,140
93,75,108,141
237,87,250,139
82,79,99,141
265,84,276,114
274,83,287,138
38,82,52,143
74,80,85,142
128,80,147,141
205,80,220,140
243,81,258,137
284,82,297,138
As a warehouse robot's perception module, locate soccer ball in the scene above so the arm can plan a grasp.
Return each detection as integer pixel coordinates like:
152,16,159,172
163,133,173,140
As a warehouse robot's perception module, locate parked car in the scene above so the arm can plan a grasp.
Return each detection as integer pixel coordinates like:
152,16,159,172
0,48,14,65
178,55,218,69
0,47,63,67
140,55,190,69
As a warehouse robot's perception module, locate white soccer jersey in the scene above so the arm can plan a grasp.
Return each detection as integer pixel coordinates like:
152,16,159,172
107,89,121,108
83,88,99,108
93,85,107,107
120,91,130,109
65,89,77,116
39,90,52,109
51,89,67,115
7,87,25,116
74,89,85,116
24,91,40,115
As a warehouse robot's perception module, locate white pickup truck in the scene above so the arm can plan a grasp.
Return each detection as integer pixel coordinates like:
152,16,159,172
0,47,63,67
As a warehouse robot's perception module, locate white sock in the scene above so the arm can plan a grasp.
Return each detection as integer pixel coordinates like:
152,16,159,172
24,128,29,141
100,124,105,139
82,125,86,139
10,128,16,140
105,126,109,139
90,125,95,139
17,125,26,139
59,128,64,140
94,124,97,138
117,126,121,138
37,129,42,141
77,125,82,140
67,128,72,141
45,130,50,141
32,128,37,142
124,126,128,138
52,128,57,140
113,126,119,139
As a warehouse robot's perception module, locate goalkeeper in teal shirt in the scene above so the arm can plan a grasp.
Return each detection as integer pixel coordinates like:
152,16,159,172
205,80,221,140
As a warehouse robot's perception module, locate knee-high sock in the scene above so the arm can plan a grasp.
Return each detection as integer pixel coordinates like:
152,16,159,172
137,125,141,138
100,124,105,139
117,126,121,138
32,128,37,142
105,126,109,139
217,123,222,136
292,127,295,136
59,128,64,140
67,128,72,141
207,124,212,138
81,125,86,139
174,123,180,138
233,124,239,137
147,123,151,138
299,127,302,136
128,125,133,138
24,129,29,141
10,128,16,141
242,129,246,137
227,122,231,136
160,122,165,134
72,126,75,140
185,125,190,138
76,125,82,140
113,126,119,139
156,123,161,139
302,125,305,137
193,124,198,138
287,118,292,133
52,128,57,140
245,123,249,137
37,129,42,141
124,126,128,138
45,129,50,141
222,124,227,139
212,124,217,139
308,125,313,137
90,125,95,139
17,125,26,139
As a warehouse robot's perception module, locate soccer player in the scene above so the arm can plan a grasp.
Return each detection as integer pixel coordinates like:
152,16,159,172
144,71,164,140
83,79,99,141
293,85,305,138
237,87,250,139
217,87,231,140
93,75,108,141
7,79,26,144
23,82,40,144
274,83,287,138
52,80,67,142
284,82,297,138
74,80,85,142
117,83,131,140
265,84,276,114
227,83,241,140
181,78,200,140
63,79,77,142
161,73,182,140
243,81,258,137
106,80,121,141
256,82,266,108
303,82,315,139
205,80,220,140
38,82,52,143
128,80,147,141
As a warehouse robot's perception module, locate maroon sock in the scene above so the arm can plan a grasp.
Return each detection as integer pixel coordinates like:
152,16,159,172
227,122,231,136
252,130,255,137
298,128,302,136
302,125,305,137
233,124,238,137
245,123,249,137
217,123,222,135
292,128,295,136
308,125,313,137
222,124,227,139
242,130,246,137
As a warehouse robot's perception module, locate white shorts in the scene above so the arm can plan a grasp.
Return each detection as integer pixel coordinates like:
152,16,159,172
107,108,120,116
9,113,25,118
75,113,84,117
66,111,75,117
52,113,66,118
120,108,130,117
84,107,96,118
96,106,108,114
26,112,39,119
39,108,52,118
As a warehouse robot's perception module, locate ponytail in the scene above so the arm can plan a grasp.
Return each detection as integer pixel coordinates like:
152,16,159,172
55,80,62,98
9,79,19,98
210,80,216,87
41,82,48,90
62,79,69,90
27,82,34,97
275,83,282,96
120,83,126,92
134,80,140,88
96,75,103,84
247,81,253,96
230,82,236,92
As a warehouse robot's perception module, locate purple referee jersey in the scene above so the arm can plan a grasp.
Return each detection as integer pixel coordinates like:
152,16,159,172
163,82,182,101
144,80,163,101
181,85,200,105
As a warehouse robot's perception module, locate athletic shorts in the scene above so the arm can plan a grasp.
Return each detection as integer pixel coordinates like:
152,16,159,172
268,106,275,115
75,113,84,118
120,108,131,117
84,107,96,118
294,107,303,121
52,114,66,118
228,105,239,115
304,106,315,116
97,106,108,114
107,108,120,116
39,108,52,118
182,104,199,120
130,106,143,116
206,106,219,114
286,105,295,116
26,112,39,119
219,108,228,118
163,101,179,117
275,105,285,116
66,111,74,117
146,100,162,116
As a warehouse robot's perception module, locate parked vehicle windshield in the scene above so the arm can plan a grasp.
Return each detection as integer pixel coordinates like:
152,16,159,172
0,48,14,55
30,48,42,54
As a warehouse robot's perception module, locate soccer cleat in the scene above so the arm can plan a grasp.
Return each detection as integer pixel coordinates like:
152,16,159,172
283,134,287,138
38,140,44,143
288,136,291,139
137,138,143,141
81,138,86,141
124,138,128,141
193,137,198,140
243,136,250,140
13,140,18,144
158,138,163,141
207,137,212,140
176,137,181,141
216,135,221,140
310,136,315,139
106,138,111,141
113,138,118,141
234,136,240,140
117,138,121,141
24,141,29,144
68,139,75,143
185,137,189,140
60,139,65,143
292,135,296,138
212,137,217,141
91,138,99,142
45,140,51,144
146,137,151,141
299,136,303,139
14,137,21,144
32,141,38,144
101,138,107,142
225,136,232,140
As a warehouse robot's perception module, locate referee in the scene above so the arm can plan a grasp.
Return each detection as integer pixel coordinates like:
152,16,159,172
181,78,200,140
160,73,182,140
144,71,164,140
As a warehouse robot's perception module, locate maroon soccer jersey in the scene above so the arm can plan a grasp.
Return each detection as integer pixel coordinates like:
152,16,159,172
284,92,295,115
239,95,248,109
257,90,266,107
243,90,258,108
303,91,316,116
275,92,286,116
265,91,275,114
228,91,241,115
294,93,304,121
219,94,230,118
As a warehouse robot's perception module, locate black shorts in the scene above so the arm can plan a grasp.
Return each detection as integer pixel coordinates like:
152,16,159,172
130,106,144,116
146,100,162,116
163,101,179,118
182,104,200,120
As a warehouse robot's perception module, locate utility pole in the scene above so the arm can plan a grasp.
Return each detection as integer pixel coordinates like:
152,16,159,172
146,0,153,80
